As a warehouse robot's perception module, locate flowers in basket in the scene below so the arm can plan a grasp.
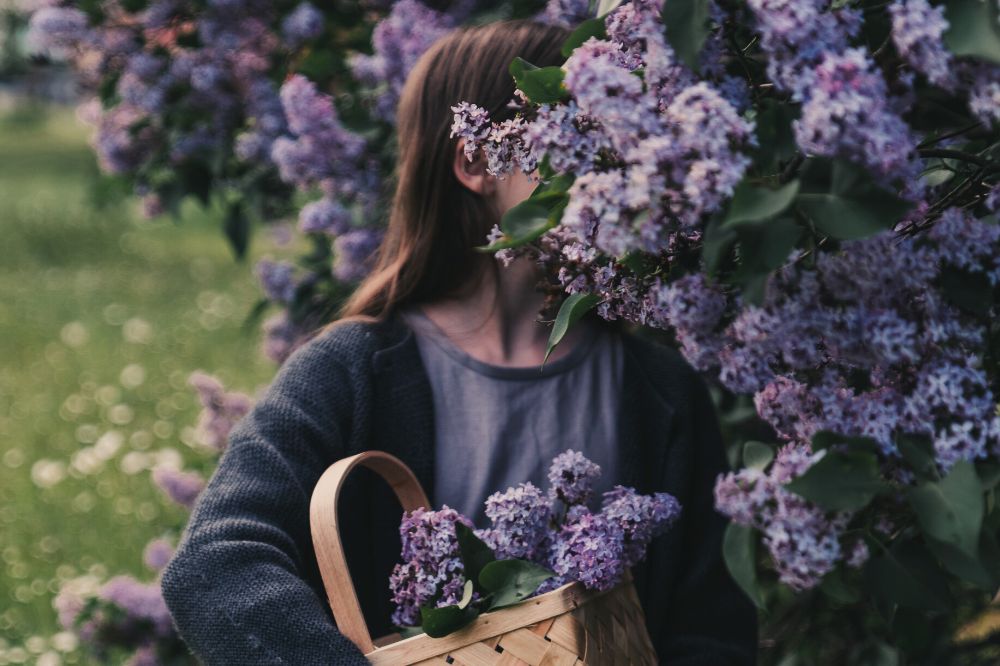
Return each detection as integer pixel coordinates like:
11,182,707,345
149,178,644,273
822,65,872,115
389,449,682,637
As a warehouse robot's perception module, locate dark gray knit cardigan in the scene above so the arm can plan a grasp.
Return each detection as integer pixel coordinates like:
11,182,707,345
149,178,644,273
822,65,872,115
160,312,758,665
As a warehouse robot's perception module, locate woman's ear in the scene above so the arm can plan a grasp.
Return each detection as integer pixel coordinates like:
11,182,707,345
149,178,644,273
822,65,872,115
453,138,494,196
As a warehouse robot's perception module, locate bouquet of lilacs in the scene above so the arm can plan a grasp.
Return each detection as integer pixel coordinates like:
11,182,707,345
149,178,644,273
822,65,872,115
389,449,681,637
54,372,255,665
451,0,1000,661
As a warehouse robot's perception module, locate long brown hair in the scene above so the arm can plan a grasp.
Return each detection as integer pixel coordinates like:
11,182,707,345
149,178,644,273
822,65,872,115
321,20,570,332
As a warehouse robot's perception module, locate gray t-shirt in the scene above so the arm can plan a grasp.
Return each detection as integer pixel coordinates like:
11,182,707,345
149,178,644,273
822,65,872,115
398,305,624,526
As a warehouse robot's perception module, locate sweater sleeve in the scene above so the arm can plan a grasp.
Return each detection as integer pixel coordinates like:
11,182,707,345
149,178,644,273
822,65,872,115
160,338,370,665
653,369,759,665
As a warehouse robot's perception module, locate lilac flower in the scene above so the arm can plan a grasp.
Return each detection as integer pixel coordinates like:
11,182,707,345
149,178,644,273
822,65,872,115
260,310,307,365
548,449,601,505
93,105,155,175
541,0,594,28
601,486,681,567
298,198,352,236
481,482,552,561
968,66,1000,126
562,38,656,153
450,102,492,161
889,0,955,89
272,75,366,189
332,228,383,282
350,0,452,122
254,258,298,304
548,508,625,591
127,646,160,666
282,3,324,46
745,0,862,97
26,6,89,52
100,575,174,637
794,49,918,178
846,540,870,569
142,539,175,572
151,467,205,509
715,444,849,590
389,506,472,627
521,102,611,174
188,370,253,451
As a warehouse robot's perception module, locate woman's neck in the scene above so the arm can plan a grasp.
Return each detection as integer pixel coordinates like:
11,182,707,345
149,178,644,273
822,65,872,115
415,256,587,367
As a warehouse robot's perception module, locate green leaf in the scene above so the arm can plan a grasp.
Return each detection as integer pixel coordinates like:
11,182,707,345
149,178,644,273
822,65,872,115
724,181,801,228
819,567,861,605
596,0,625,15
661,0,711,70
223,202,250,261
457,579,475,609
943,0,1000,65
728,217,802,299
896,434,939,481
977,461,1000,490
811,430,882,455
938,267,994,316
796,159,912,240
743,441,775,472
419,604,479,638
907,459,983,556
923,536,994,589
784,450,884,512
702,213,737,275
397,625,424,639
544,293,601,364
479,560,555,610
864,540,952,612
561,17,607,57
722,523,765,609
753,101,799,169
483,202,557,251
455,523,495,593
509,58,566,104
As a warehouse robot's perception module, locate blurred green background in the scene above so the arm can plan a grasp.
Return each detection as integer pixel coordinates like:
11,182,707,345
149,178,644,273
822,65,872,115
0,102,299,664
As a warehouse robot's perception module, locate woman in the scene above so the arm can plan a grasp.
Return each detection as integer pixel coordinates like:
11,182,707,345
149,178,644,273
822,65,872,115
161,19,758,665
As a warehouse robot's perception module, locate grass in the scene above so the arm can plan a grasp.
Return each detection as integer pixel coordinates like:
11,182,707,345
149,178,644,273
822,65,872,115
0,102,303,663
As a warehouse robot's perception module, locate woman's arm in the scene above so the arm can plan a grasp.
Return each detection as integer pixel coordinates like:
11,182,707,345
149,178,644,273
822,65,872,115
648,366,759,665
160,337,370,665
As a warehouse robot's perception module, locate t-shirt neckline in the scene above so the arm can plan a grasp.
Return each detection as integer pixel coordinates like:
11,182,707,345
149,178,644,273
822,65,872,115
399,305,600,380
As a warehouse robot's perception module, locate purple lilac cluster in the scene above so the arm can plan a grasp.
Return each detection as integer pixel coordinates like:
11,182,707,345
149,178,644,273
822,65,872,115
28,0,287,199
794,48,919,182
254,258,299,304
260,310,311,365
389,506,473,627
390,450,682,625
350,0,454,122
477,482,552,560
698,211,1000,588
454,4,753,260
888,0,1000,126
152,466,206,509
715,444,855,590
187,370,254,451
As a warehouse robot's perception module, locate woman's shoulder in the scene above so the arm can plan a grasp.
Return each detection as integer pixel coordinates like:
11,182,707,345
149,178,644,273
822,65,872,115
288,314,406,374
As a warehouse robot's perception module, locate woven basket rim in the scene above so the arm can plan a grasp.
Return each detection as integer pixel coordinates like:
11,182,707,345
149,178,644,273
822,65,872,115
365,578,626,664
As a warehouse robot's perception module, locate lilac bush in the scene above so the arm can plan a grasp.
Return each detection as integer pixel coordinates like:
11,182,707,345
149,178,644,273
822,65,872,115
450,0,1000,660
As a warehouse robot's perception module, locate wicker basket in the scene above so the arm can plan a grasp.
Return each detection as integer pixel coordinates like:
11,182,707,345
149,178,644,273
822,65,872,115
309,450,659,665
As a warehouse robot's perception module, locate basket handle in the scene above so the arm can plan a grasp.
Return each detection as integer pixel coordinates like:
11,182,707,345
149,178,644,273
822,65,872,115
309,450,431,654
